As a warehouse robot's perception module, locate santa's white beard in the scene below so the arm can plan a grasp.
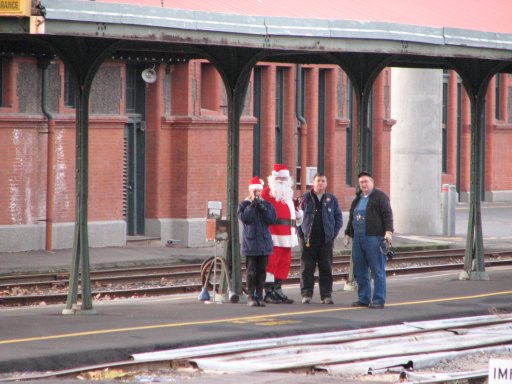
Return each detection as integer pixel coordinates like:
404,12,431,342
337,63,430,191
270,181,294,203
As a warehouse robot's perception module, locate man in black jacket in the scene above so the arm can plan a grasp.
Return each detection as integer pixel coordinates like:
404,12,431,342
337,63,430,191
298,173,343,304
344,171,393,309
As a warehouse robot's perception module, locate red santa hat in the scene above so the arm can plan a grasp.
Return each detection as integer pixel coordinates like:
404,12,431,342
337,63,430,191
248,176,264,191
271,163,290,178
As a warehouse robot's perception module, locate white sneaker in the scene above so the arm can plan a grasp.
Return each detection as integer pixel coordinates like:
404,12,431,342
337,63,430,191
301,296,311,304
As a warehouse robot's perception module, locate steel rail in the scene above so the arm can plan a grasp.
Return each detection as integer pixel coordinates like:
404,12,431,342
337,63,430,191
1,250,510,289
1,258,512,307
1,315,508,383
0,248,484,288
0,247,468,284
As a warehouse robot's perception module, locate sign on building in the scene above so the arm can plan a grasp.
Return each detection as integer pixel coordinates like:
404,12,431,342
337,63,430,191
0,0,31,16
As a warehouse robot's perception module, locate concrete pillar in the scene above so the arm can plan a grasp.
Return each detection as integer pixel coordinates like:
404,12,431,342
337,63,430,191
390,68,443,235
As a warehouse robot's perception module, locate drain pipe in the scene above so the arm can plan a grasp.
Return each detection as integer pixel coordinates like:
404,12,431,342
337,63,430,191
296,65,308,193
39,59,56,251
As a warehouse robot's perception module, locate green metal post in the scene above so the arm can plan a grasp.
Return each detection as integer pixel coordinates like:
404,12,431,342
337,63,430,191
226,86,243,300
63,80,95,314
460,91,488,281
344,88,369,290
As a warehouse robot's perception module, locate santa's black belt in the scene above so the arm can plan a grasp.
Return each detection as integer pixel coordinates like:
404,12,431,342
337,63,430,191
276,219,297,226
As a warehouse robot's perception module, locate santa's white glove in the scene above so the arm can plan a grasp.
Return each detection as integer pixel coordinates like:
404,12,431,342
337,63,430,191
384,231,393,245
343,235,351,247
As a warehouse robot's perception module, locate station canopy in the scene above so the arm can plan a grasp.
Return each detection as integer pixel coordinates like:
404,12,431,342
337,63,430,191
2,0,512,70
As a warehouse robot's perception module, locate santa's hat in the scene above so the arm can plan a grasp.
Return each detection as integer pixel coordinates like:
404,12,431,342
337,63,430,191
248,176,264,191
271,164,290,178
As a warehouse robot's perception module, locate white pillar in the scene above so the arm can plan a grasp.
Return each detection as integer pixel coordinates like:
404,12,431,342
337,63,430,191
390,68,443,235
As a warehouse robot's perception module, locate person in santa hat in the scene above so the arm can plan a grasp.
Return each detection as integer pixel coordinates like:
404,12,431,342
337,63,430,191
237,176,277,307
261,164,303,304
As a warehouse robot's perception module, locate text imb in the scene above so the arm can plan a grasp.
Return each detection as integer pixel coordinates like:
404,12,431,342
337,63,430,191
489,358,512,383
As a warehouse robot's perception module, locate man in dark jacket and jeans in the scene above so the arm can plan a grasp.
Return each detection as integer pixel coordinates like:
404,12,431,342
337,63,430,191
238,176,277,307
298,173,343,304
344,171,394,309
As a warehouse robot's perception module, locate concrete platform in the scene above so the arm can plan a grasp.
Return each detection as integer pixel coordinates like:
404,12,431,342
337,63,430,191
0,202,510,383
1,266,511,377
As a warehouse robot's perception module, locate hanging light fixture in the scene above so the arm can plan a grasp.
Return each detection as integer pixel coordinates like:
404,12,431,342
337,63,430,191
141,64,157,83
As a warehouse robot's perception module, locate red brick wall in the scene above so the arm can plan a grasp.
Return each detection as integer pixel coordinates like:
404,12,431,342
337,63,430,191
88,119,125,220
52,120,76,223
0,118,46,224
5,55,512,251
486,75,512,191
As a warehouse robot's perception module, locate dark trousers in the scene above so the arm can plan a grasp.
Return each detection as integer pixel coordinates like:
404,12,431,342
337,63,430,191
300,239,333,299
246,255,268,300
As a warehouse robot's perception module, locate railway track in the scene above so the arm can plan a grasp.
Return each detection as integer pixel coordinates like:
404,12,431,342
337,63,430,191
2,314,510,383
1,248,511,307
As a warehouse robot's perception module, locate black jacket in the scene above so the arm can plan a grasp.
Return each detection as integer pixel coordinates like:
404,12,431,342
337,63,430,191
345,188,393,237
237,198,277,256
297,191,343,244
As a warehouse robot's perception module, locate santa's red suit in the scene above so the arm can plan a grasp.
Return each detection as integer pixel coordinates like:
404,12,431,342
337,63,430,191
261,186,302,280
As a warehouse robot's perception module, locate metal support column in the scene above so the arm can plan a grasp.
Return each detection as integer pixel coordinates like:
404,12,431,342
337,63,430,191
355,89,372,176
62,78,96,314
225,91,243,300
207,47,266,302
331,53,391,291
58,38,120,314
459,90,488,281
452,58,504,281
343,88,371,290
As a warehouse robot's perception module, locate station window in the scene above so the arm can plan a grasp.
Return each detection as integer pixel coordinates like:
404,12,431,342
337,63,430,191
275,67,285,163
442,71,449,173
345,78,354,186
125,65,137,113
456,76,463,198
365,88,374,173
64,66,76,108
0,58,3,106
296,67,306,188
495,73,501,120
317,69,326,173
201,63,221,112
125,64,146,115
252,66,262,177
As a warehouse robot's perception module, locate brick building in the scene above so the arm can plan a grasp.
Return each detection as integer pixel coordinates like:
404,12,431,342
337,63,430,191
1,55,511,252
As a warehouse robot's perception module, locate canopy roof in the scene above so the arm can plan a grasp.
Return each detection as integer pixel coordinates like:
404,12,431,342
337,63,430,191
26,0,512,62
94,0,512,34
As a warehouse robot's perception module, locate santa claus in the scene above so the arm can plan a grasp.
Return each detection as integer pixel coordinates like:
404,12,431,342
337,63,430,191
261,164,303,304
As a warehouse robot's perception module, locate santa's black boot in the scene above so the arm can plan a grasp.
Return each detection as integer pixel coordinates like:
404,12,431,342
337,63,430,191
273,279,294,304
264,283,281,304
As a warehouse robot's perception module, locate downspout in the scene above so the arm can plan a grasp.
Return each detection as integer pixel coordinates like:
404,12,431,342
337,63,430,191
39,59,55,251
296,65,308,194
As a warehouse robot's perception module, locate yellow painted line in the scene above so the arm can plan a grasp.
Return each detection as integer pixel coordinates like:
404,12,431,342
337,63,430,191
1,290,511,346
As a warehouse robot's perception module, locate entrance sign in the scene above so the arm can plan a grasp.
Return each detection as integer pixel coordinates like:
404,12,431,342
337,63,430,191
0,0,30,16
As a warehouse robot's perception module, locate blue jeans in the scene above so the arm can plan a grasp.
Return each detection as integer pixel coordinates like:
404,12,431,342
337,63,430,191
352,233,387,305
